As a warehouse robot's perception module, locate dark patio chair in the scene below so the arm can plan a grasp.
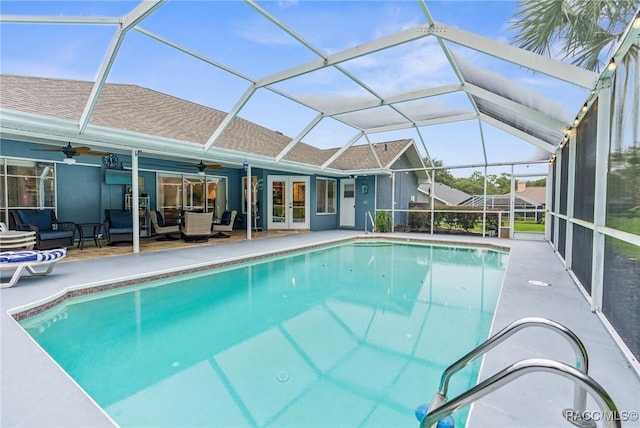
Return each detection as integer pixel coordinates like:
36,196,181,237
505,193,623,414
104,210,133,245
10,209,75,250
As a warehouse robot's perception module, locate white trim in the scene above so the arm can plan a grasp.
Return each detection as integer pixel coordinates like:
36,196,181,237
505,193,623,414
599,226,640,246
565,133,576,268
595,310,640,376
590,85,611,312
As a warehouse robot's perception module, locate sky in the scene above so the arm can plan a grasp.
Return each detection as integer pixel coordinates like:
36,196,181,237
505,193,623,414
0,0,600,179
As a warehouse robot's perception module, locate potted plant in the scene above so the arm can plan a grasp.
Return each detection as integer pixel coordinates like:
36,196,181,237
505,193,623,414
374,210,391,232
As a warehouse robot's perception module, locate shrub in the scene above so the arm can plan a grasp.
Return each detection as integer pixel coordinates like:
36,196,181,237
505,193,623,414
375,210,391,232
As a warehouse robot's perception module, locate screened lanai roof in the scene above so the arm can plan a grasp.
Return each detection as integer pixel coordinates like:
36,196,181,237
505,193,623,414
1,1,637,177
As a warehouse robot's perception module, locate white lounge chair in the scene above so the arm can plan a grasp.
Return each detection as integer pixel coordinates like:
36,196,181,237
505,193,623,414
1,248,67,288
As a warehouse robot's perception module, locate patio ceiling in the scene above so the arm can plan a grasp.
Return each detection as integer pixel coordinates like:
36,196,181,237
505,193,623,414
1,1,635,177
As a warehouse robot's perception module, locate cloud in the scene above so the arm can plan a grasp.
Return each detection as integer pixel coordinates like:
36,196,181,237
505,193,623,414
278,0,298,9
234,18,298,46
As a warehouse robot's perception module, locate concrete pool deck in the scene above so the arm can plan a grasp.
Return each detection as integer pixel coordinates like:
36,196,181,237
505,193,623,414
1,230,639,427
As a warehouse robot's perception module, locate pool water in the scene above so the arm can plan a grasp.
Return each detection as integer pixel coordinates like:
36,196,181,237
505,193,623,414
21,241,508,427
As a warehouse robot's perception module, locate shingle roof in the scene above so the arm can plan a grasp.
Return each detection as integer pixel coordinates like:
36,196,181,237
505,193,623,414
0,74,415,172
418,182,471,205
516,186,546,205
327,139,412,170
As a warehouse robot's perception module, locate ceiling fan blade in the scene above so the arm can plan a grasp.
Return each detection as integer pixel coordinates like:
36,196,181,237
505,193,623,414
31,147,66,152
74,147,107,157
176,161,222,170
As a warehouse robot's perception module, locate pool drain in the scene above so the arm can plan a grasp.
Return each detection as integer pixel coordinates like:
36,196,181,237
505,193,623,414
528,279,550,287
275,370,291,383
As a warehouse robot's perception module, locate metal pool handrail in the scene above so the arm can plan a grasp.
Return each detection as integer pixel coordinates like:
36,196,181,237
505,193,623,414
421,358,621,428
365,210,375,233
435,317,591,425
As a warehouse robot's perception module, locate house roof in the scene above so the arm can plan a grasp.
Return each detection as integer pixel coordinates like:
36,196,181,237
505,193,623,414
517,186,546,206
418,182,471,206
0,74,425,176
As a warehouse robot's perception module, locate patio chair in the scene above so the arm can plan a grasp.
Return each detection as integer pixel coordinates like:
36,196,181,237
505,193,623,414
10,209,75,250
181,211,213,242
212,210,237,238
1,247,67,288
104,210,134,245
149,210,180,241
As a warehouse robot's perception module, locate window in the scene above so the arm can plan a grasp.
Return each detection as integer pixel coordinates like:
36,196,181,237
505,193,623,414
1,158,56,220
316,177,336,214
157,173,226,221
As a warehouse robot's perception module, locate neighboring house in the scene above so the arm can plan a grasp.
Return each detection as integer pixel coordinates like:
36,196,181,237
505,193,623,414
416,182,472,206
0,74,427,232
515,181,546,206
463,181,546,221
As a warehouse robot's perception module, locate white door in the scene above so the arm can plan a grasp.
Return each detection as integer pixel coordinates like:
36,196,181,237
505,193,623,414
340,178,356,227
267,176,310,230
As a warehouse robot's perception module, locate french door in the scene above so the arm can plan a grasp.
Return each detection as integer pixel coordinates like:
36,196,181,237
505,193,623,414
267,175,309,229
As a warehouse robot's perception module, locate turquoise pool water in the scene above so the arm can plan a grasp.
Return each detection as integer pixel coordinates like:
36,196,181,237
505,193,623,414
21,241,508,427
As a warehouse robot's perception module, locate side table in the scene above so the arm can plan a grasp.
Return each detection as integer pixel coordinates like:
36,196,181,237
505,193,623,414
76,223,103,250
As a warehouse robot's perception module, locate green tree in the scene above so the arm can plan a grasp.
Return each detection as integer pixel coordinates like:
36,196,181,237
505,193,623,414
455,171,486,195
509,0,639,72
528,178,547,187
423,157,456,188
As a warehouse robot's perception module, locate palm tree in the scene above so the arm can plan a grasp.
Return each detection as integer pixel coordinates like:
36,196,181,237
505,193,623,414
511,0,639,154
509,0,638,72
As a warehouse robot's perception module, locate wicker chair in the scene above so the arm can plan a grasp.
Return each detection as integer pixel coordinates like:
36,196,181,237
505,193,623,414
150,211,180,241
181,211,213,242
212,210,237,238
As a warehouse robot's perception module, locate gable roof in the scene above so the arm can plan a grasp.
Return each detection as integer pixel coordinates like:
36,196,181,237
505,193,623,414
516,186,546,206
0,74,423,176
418,182,471,205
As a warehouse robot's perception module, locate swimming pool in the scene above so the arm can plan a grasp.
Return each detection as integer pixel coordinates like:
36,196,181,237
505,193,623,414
19,240,508,427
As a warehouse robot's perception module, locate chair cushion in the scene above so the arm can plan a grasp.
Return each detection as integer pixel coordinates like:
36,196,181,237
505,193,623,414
109,227,133,235
39,230,74,241
17,210,53,231
110,211,133,228
155,211,164,226
220,211,232,225
0,248,67,263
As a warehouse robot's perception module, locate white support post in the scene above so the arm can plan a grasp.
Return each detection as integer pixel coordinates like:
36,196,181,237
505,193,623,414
591,84,611,312
509,165,515,239
390,172,395,232
553,150,562,249
565,133,577,269
482,166,487,237
131,149,140,254
246,164,252,241
545,165,553,242
430,171,435,235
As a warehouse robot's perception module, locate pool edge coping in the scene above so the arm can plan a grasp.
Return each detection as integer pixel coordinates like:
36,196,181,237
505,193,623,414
8,235,511,322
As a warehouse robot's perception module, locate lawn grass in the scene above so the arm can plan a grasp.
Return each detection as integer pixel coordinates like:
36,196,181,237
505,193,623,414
467,220,545,234
513,221,545,232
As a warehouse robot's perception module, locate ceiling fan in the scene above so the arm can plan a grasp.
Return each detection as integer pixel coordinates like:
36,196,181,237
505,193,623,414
178,160,222,175
32,142,107,164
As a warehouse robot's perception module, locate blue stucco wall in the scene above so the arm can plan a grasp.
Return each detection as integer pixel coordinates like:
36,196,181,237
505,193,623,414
353,175,376,231
372,153,419,228
2,139,420,232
